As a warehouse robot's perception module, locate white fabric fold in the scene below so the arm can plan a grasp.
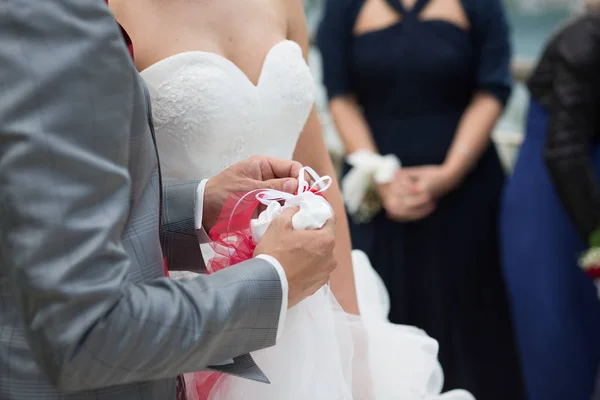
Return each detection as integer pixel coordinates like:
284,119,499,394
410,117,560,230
250,191,333,242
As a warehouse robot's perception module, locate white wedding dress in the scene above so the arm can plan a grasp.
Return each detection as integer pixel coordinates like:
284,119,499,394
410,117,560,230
141,40,474,400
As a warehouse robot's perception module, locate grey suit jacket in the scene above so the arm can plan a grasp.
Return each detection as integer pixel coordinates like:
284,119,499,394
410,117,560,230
0,1,282,398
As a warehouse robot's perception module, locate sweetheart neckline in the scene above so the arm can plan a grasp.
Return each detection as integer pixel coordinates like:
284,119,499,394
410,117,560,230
139,40,298,88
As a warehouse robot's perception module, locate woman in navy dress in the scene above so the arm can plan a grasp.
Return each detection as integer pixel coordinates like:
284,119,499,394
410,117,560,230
317,0,524,398
501,11,600,400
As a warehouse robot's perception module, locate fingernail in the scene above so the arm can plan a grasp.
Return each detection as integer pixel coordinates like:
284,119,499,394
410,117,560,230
283,179,295,193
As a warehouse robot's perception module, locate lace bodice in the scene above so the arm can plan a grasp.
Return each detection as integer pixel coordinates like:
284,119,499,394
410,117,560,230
140,40,315,179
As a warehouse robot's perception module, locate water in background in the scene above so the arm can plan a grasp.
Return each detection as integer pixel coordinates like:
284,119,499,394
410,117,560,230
498,6,574,135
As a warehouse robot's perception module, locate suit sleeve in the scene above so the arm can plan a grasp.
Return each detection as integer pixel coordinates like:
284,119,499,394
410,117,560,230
0,0,282,392
544,18,600,240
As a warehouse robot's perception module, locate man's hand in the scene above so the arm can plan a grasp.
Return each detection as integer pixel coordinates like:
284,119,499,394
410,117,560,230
254,208,337,308
203,156,303,230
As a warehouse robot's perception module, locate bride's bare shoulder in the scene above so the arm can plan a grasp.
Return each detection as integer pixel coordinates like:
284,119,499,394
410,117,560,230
282,0,309,55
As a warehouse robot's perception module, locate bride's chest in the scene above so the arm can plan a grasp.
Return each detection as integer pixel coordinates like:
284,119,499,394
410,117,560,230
150,59,313,129
141,41,315,176
143,42,314,163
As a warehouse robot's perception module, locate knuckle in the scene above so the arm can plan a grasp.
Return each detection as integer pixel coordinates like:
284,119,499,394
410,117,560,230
282,216,295,229
280,221,291,231
293,237,305,251
317,227,334,242
277,209,294,224
325,234,336,250
329,259,338,272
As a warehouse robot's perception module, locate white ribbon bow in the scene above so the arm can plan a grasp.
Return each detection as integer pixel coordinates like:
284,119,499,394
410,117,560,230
229,166,334,243
252,166,332,205
341,150,401,214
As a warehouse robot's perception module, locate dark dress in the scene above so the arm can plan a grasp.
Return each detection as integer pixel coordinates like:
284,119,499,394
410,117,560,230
501,100,600,400
317,0,524,398
501,14,600,400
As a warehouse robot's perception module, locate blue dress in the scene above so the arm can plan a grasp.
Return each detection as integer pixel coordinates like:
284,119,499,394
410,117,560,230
318,0,524,398
501,99,600,400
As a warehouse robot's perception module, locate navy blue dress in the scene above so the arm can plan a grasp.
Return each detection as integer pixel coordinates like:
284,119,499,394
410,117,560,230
317,0,524,398
501,100,600,400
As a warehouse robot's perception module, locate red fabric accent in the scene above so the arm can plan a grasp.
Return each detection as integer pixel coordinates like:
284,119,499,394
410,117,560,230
120,26,134,59
206,193,262,273
176,375,187,400
163,258,170,277
207,189,323,273
187,371,225,399
585,265,600,279
309,187,325,198
105,0,134,59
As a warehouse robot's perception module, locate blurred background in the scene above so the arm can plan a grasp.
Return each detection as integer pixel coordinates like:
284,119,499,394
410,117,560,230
303,0,584,173
306,2,600,398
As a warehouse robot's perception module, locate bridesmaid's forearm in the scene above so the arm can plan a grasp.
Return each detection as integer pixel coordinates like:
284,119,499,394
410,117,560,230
329,97,378,155
443,93,503,183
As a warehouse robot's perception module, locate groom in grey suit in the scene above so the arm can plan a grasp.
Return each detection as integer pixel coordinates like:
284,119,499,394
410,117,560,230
0,1,337,399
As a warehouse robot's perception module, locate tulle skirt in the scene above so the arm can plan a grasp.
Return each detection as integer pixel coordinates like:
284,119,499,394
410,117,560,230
173,251,475,399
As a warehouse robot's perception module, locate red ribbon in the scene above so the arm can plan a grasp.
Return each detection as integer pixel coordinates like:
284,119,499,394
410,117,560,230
163,258,170,277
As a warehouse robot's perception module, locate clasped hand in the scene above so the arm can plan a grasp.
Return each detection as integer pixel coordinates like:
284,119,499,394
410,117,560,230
380,165,461,222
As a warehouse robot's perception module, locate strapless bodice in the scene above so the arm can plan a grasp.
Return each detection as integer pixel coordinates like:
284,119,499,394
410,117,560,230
140,40,315,179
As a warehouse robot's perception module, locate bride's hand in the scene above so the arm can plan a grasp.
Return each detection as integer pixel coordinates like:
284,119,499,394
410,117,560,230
203,156,303,230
